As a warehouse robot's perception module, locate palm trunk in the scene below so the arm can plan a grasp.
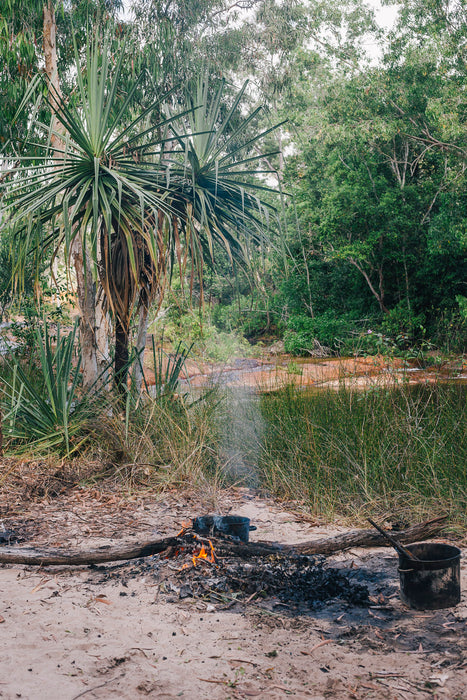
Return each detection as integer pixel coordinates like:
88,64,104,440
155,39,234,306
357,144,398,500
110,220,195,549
114,316,129,396
132,304,150,394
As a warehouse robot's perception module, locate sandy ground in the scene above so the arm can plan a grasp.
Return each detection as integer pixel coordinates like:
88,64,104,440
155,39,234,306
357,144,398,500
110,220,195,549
0,488,466,700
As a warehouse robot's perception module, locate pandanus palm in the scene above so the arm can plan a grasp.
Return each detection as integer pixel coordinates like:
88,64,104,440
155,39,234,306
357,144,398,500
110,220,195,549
4,36,279,393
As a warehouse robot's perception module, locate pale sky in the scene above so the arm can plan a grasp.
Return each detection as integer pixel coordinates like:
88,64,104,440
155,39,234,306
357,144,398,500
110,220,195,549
120,1,399,29
119,1,399,62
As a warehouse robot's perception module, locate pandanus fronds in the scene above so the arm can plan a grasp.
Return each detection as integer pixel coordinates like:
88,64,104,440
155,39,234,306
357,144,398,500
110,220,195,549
2,33,281,391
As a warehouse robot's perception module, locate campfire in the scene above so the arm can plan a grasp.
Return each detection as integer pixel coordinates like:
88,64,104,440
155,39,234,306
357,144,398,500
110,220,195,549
0,513,449,612
87,516,372,612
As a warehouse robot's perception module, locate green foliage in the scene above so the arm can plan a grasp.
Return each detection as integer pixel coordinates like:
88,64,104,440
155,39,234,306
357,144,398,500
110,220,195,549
152,305,253,362
430,305,467,354
269,3,467,355
211,293,282,341
144,336,193,401
2,321,92,456
283,312,355,354
456,295,467,320
0,0,123,158
3,32,279,391
381,303,427,348
0,226,40,323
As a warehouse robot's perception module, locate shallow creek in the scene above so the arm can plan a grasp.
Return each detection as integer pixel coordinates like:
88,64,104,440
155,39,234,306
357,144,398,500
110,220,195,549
172,354,467,393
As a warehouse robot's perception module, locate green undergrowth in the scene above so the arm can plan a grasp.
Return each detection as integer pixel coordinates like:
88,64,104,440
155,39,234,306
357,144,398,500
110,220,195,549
149,309,255,362
86,388,226,492
0,324,226,492
257,382,467,525
2,324,466,527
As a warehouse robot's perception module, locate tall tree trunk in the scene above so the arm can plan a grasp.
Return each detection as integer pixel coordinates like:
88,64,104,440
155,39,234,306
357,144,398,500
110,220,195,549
43,0,99,390
43,1,61,156
114,316,129,396
70,236,98,388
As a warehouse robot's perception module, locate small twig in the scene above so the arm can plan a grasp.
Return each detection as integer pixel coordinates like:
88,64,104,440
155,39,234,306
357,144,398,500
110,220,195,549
71,674,124,700
66,510,91,523
300,639,332,655
370,672,405,679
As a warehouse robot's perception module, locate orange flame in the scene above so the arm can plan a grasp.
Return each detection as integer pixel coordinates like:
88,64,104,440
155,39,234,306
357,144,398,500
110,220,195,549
176,521,192,537
192,540,216,567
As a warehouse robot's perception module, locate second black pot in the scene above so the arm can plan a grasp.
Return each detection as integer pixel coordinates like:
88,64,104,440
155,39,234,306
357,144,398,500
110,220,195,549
192,515,256,543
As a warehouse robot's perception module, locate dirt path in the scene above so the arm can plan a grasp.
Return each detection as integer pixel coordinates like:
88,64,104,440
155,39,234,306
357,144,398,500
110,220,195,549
1,488,466,699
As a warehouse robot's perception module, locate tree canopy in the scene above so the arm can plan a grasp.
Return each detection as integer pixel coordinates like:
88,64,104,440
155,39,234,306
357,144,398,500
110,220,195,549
1,0,466,364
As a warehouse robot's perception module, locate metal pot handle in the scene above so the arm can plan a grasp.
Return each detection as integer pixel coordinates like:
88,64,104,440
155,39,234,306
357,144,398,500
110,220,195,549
249,525,257,531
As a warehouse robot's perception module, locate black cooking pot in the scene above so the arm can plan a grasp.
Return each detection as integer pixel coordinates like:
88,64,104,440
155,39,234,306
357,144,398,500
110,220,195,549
192,515,257,543
398,542,461,610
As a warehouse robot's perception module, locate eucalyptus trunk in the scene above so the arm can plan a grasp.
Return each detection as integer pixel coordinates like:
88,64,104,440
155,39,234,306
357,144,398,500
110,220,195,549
43,0,99,391
95,299,112,384
70,235,98,388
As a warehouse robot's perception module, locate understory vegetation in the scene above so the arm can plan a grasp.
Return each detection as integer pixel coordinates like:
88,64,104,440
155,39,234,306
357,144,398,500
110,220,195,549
2,328,466,526
1,0,466,527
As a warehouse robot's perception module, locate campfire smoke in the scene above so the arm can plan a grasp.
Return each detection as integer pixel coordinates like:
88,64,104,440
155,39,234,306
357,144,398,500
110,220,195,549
219,386,264,486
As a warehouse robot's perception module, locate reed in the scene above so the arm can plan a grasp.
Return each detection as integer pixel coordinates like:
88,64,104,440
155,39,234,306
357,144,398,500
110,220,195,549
257,382,467,524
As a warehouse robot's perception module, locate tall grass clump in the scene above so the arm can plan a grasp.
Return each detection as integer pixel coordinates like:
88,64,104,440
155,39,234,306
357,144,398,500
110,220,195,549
82,339,223,489
258,382,467,523
91,387,225,492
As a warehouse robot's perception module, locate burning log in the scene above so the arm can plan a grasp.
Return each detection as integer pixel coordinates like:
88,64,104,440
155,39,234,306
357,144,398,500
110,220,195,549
0,516,448,566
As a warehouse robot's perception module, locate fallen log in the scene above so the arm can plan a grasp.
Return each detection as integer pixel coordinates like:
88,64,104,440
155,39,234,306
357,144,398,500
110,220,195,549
224,516,449,558
0,516,448,566
0,537,181,566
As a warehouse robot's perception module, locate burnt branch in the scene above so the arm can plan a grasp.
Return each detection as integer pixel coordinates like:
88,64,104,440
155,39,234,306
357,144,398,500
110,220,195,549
0,517,448,566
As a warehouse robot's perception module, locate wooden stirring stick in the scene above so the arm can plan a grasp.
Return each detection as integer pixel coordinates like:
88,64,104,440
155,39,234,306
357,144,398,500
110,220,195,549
367,518,420,561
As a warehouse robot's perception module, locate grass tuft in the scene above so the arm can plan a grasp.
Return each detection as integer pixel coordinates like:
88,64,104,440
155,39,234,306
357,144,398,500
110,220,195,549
86,388,227,493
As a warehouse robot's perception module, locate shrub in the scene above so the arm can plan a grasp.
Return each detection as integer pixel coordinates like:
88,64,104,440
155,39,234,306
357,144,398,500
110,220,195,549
283,312,355,355
381,302,426,348
2,321,94,456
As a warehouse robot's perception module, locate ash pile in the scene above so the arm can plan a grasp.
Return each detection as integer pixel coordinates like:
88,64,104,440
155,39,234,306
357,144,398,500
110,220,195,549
92,531,370,613
163,551,370,611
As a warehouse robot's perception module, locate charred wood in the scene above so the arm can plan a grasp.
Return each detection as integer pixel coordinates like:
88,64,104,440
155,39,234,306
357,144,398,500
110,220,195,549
0,516,448,566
